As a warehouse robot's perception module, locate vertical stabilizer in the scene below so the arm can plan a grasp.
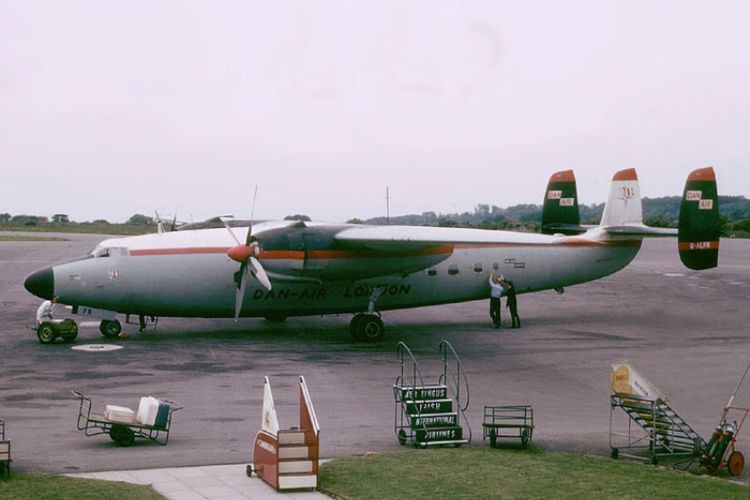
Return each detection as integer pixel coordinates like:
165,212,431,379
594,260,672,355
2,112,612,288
541,169,581,234
678,167,719,270
599,168,643,227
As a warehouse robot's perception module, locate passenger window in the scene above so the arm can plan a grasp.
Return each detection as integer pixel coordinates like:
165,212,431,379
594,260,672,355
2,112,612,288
473,263,483,273
427,268,437,277
448,264,459,275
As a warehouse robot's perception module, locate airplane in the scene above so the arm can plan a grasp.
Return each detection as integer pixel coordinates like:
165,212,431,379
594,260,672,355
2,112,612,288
23,167,720,343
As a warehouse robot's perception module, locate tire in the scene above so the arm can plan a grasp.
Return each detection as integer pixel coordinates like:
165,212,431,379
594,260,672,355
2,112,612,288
356,314,385,342
109,424,135,446
611,448,619,459
398,429,407,446
348,315,365,339
37,323,57,344
489,429,497,448
246,464,253,477
62,330,78,343
99,319,122,338
520,428,530,449
728,451,745,476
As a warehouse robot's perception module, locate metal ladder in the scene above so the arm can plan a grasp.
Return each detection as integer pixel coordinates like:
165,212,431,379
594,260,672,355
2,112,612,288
610,393,704,463
393,341,471,448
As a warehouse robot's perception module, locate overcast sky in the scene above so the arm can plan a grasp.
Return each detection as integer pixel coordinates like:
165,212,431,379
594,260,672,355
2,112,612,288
1,1,748,223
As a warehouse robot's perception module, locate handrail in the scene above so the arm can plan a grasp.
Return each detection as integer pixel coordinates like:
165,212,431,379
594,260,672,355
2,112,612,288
395,342,428,442
439,340,472,443
299,375,320,436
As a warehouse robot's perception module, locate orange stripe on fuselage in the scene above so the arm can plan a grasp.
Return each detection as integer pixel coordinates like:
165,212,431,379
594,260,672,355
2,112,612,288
128,245,456,259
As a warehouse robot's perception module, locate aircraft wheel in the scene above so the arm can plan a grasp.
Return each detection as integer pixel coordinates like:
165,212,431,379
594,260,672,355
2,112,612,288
348,315,365,339
357,314,385,342
37,323,57,344
99,319,122,338
728,451,745,476
109,424,135,446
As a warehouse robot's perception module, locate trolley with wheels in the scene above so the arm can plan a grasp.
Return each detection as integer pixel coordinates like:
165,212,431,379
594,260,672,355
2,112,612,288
482,405,534,449
71,390,182,447
35,319,78,344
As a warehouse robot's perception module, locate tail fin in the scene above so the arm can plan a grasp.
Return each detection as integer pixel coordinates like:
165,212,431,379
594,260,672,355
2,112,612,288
678,167,719,270
599,168,643,227
541,170,584,235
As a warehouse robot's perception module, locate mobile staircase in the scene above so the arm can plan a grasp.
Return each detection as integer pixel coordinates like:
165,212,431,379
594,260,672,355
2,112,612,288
609,362,703,464
394,340,471,448
250,376,320,491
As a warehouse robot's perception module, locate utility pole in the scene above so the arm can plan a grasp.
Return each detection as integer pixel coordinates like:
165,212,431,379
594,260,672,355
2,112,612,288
385,186,391,225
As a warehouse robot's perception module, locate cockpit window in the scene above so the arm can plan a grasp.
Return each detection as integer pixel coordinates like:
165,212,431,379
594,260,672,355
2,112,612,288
90,246,127,258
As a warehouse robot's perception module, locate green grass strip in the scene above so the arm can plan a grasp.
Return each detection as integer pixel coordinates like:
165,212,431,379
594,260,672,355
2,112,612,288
0,473,164,500
319,447,748,499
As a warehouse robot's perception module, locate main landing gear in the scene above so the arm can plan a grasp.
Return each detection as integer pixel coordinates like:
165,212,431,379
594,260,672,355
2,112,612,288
349,313,385,342
99,319,122,338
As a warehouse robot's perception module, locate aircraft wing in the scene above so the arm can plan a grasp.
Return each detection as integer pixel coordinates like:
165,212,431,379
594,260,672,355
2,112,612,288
334,225,555,251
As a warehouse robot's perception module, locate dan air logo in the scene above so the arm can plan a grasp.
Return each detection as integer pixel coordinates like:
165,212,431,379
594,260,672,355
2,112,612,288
560,198,575,207
686,190,702,201
547,190,562,200
686,190,713,210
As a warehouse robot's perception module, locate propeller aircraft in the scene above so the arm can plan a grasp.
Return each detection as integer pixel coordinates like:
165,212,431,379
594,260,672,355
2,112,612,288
24,167,720,343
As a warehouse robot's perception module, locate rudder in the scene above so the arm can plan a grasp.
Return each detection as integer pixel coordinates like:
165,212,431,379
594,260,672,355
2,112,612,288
678,167,719,270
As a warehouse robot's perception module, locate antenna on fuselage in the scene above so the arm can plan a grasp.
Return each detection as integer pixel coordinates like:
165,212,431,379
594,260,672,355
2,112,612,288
385,186,391,225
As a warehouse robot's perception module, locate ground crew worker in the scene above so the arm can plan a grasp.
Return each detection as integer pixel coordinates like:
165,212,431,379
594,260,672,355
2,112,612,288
489,273,505,328
504,280,521,328
36,297,57,324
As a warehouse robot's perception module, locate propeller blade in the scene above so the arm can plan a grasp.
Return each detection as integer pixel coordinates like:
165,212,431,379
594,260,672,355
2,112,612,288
220,217,242,246
249,256,272,291
246,184,259,246
233,263,250,322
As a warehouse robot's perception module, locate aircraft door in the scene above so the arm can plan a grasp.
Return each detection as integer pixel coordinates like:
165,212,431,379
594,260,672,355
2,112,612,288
302,232,330,275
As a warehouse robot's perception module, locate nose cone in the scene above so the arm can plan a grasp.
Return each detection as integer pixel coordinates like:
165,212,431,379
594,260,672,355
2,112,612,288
24,267,55,299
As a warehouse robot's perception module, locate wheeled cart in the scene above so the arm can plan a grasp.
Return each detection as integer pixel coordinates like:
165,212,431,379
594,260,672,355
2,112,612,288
36,319,78,344
71,390,182,446
482,405,534,448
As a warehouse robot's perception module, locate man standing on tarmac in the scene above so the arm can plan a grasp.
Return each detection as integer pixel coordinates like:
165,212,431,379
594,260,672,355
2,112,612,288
504,280,521,328
489,273,505,328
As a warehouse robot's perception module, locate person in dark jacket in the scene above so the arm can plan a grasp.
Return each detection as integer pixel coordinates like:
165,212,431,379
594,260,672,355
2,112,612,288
504,280,520,328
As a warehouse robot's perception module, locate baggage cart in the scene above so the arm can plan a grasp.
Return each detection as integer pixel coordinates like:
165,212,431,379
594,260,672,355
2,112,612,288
71,390,182,446
482,405,534,448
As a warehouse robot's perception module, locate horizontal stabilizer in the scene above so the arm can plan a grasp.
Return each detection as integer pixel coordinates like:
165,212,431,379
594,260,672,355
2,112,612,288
678,167,719,270
541,170,584,235
603,225,677,237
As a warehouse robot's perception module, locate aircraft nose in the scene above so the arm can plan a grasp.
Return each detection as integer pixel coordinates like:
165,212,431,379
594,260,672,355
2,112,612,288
24,267,55,299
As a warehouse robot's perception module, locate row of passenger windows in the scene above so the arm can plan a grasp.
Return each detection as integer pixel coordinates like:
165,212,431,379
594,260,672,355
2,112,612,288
426,262,500,277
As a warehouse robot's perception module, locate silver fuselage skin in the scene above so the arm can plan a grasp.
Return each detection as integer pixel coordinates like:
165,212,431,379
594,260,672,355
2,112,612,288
44,223,641,318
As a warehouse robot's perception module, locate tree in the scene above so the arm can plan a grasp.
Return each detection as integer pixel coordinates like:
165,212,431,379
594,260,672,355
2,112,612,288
52,214,69,223
127,214,154,225
0,213,10,222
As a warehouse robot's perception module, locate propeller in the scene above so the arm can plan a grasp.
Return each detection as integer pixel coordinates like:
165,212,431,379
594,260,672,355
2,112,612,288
222,186,272,321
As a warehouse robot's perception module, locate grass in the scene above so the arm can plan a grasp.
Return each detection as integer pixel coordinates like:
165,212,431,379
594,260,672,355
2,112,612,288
0,235,69,241
0,473,164,500
319,447,748,499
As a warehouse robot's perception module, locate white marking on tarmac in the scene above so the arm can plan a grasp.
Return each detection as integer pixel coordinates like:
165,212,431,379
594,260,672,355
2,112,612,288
80,321,100,327
728,282,745,286
662,273,684,277
71,344,123,352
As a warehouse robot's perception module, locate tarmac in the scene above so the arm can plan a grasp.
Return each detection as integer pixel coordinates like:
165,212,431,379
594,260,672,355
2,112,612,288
3,231,750,490
67,463,329,499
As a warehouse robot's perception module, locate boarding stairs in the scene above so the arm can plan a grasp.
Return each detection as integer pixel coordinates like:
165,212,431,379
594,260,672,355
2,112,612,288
251,376,320,491
609,363,703,463
394,341,471,448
